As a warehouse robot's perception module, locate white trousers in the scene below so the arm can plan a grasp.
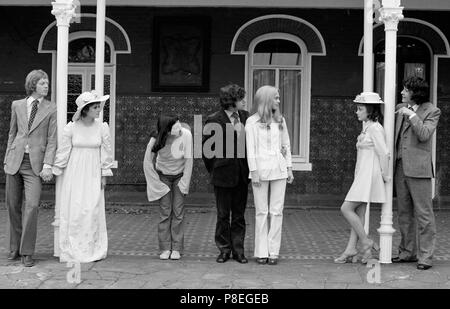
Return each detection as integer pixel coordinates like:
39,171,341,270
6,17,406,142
252,178,287,258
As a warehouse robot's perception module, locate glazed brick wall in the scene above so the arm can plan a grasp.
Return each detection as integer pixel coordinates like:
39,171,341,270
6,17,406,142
111,95,360,195
1,93,448,196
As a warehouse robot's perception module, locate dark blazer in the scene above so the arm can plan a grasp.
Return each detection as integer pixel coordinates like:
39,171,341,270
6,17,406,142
202,109,250,187
394,102,441,178
4,98,57,176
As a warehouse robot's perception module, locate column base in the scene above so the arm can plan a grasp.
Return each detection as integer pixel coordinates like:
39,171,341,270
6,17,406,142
377,226,396,264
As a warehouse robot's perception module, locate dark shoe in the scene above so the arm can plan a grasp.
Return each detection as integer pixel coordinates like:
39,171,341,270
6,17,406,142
417,264,432,270
268,258,278,265
216,252,230,263
22,255,35,267
233,254,248,264
7,251,20,260
256,258,268,265
392,256,418,263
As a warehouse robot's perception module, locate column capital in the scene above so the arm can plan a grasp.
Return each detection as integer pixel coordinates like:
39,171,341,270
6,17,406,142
378,6,404,31
51,0,77,27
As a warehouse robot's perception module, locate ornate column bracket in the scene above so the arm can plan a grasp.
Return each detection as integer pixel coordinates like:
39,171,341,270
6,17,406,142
52,0,77,27
378,7,404,31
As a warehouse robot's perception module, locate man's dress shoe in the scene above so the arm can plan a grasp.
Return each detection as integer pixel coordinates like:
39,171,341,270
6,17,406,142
22,255,35,267
417,264,432,270
7,251,20,260
216,253,230,263
391,257,418,263
233,254,248,264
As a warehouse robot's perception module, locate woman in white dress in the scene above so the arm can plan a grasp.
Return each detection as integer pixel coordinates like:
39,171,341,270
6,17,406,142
53,90,113,263
334,92,390,264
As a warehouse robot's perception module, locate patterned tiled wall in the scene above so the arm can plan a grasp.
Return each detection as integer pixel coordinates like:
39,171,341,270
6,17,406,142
112,95,362,195
0,94,448,197
112,95,220,193
436,99,450,196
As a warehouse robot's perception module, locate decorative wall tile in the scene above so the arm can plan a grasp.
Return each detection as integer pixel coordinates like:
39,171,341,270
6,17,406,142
0,94,449,198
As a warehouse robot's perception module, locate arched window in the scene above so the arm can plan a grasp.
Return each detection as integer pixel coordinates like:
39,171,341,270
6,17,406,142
38,14,132,169
67,37,113,124
249,34,307,159
67,34,117,167
68,37,111,63
231,15,326,171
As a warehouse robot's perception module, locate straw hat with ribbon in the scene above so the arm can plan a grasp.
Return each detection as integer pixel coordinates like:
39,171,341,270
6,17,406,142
353,91,384,104
72,90,109,122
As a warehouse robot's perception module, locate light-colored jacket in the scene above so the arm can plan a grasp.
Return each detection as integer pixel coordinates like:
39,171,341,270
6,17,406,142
3,98,57,176
245,114,292,181
143,127,193,201
394,102,441,178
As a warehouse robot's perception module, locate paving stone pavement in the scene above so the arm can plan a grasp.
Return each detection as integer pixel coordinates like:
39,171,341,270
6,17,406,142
1,207,450,289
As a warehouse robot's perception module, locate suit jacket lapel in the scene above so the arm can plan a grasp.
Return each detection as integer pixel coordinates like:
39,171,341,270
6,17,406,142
18,99,28,131
29,99,50,133
220,109,232,125
238,110,246,124
395,103,406,145
404,103,429,133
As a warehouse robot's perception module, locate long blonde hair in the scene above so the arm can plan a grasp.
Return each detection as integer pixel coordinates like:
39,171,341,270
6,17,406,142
252,85,283,128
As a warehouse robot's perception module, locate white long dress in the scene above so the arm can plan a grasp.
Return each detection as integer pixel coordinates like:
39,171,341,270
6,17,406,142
345,121,389,203
53,120,113,263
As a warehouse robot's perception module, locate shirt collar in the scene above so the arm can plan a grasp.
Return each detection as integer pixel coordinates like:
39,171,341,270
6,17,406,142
407,103,419,112
27,96,44,106
224,109,239,119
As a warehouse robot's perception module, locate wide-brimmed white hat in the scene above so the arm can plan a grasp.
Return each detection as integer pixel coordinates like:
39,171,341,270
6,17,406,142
72,90,109,121
353,92,384,104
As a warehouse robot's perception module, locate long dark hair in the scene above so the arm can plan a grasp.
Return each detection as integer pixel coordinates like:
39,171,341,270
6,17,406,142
151,115,179,153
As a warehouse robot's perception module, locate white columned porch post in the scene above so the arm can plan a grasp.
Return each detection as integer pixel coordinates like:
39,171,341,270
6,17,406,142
95,0,106,121
363,0,374,235
363,0,374,92
51,0,76,257
377,0,403,264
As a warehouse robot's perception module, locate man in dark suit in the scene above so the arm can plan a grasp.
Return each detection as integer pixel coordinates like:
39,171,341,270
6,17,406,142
202,84,250,264
3,69,57,267
392,76,441,270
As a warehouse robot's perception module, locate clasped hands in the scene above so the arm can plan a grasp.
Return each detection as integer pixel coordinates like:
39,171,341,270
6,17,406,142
39,168,53,182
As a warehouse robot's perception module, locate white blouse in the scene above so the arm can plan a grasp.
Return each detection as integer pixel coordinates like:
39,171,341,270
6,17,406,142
245,114,292,181
143,127,193,201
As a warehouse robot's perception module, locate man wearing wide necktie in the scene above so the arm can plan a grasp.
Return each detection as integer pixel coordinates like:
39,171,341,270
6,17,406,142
3,70,57,267
202,84,250,264
392,76,441,270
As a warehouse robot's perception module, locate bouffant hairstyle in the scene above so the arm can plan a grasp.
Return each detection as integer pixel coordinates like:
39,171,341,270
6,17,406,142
25,69,48,96
403,76,429,105
219,84,246,110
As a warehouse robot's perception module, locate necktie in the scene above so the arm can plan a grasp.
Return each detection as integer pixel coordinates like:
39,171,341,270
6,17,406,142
28,99,39,130
231,112,239,126
231,112,241,138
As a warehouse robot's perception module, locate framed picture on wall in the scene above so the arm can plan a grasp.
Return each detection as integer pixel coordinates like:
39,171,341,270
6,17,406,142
152,16,211,92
